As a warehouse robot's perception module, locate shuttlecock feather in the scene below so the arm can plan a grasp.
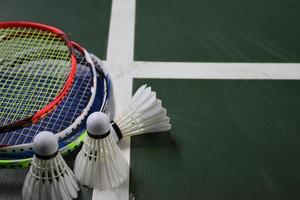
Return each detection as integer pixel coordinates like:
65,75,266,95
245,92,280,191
74,112,129,190
111,84,171,141
22,131,80,200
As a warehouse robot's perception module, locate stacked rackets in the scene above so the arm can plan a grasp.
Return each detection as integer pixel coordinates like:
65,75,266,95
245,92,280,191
0,21,111,168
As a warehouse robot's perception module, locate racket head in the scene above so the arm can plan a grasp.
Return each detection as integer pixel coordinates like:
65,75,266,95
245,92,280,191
0,21,77,132
0,45,106,152
0,51,111,168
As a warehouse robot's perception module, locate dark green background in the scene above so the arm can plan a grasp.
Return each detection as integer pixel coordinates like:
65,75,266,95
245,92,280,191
1,0,300,199
130,79,300,200
0,0,112,59
135,0,300,62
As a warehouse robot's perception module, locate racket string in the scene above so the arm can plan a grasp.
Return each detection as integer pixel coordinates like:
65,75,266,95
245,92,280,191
0,29,53,121
14,30,68,120
36,51,91,136
11,71,90,145
0,26,69,122
0,28,51,111
0,26,72,126
0,51,93,146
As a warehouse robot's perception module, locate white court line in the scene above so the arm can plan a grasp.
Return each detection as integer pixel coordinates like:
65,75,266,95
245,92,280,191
104,0,136,113
131,62,300,79
94,0,300,199
106,0,135,65
93,0,135,199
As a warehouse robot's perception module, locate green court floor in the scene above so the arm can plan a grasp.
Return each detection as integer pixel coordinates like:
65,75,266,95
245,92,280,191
130,79,300,200
135,0,300,62
1,0,300,199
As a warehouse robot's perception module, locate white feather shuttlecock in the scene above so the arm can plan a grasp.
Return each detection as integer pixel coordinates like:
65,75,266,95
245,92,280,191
74,112,129,190
111,84,171,142
22,131,80,200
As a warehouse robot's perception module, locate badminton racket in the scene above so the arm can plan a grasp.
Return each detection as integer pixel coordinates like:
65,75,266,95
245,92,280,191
0,21,77,132
0,49,110,168
0,43,109,154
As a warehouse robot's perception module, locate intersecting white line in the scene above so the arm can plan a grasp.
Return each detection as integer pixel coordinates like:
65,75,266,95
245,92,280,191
94,0,300,199
93,0,135,199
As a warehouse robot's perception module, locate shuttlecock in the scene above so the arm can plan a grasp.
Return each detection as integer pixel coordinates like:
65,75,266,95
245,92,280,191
22,131,80,200
111,84,171,142
74,112,129,190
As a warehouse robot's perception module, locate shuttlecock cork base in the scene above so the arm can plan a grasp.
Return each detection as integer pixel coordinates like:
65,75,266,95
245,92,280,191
74,112,129,190
22,131,80,200
110,84,171,142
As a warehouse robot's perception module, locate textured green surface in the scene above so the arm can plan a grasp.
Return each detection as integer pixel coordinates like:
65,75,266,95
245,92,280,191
0,0,111,58
135,0,300,62
130,79,300,200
